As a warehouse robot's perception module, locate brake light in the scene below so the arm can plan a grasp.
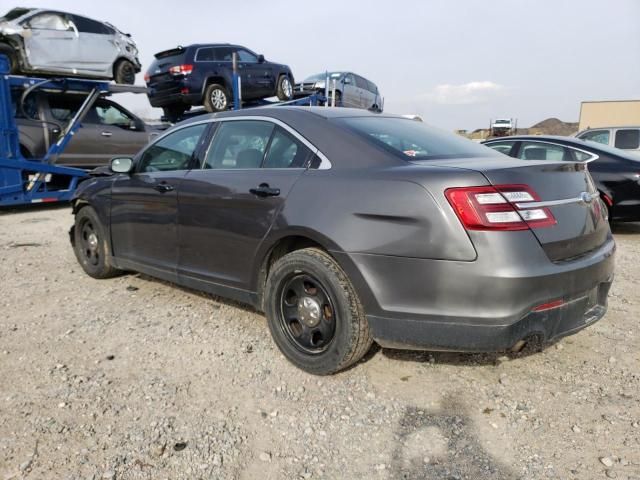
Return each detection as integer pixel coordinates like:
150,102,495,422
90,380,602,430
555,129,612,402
533,299,565,312
169,64,193,75
445,184,556,231
143,72,150,83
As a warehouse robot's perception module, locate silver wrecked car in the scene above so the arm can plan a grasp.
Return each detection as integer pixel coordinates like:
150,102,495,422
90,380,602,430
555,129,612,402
0,7,141,84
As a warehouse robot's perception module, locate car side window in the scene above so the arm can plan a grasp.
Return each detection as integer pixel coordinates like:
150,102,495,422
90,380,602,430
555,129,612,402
343,74,355,85
264,127,314,168
355,75,368,89
203,121,274,169
28,13,70,31
366,80,378,94
72,15,109,34
138,124,207,173
579,130,610,145
486,141,516,156
236,49,258,63
614,129,640,150
196,47,214,62
518,142,568,161
95,103,134,128
46,95,81,122
213,47,234,62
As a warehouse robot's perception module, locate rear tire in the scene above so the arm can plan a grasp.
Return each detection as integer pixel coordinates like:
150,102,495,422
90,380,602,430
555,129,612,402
114,59,136,85
0,44,18,74
276,75,293,101
73,206,121,279
203,84,230,112
264,248,373,375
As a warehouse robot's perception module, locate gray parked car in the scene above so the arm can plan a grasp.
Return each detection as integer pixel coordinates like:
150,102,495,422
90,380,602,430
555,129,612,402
296,72,383,111
70,108,614,374
13,89,164,168
0,7,141,84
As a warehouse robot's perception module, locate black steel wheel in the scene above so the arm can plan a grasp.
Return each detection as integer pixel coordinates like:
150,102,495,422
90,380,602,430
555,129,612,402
265,248,373,374
72,206,121,279
114,59,136,85
279,273,337,354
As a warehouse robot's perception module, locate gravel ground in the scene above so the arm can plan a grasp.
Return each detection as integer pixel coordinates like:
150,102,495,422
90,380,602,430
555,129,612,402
0,206,638,480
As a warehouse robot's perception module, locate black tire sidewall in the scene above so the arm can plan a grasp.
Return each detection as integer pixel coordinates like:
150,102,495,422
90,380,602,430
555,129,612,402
73,207,115,279
276,75,292,100
114,60,135,85
204,84,229,112
265,250,361,374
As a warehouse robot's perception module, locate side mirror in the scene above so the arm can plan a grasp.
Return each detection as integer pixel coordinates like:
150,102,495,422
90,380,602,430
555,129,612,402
111,157,134,173
257,54,265,63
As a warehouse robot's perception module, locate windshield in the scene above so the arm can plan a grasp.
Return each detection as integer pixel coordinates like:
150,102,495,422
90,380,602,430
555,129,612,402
1,7,33,21
337,117,501,160
304,72,343,82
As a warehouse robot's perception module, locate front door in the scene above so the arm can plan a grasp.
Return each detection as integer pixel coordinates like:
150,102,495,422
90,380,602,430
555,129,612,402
178,119,313,290
236,48,274,99
110,123,209,274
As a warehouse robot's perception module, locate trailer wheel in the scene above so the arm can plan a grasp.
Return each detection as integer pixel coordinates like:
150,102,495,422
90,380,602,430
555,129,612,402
0,44,18,74
276,75,293,101
73,206,121,279
114,59,136,85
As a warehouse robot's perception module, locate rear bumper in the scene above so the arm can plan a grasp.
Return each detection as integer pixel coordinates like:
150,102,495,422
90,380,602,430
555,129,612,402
334,233,616,352
147,88,200,108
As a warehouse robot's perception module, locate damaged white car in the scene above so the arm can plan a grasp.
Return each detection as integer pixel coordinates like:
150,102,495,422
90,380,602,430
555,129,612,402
0,8,141,84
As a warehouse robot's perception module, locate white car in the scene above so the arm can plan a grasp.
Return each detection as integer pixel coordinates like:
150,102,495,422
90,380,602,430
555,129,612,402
0,7,141,84
576,127,640,156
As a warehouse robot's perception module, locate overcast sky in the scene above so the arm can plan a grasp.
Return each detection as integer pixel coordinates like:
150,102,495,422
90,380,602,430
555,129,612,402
12,0,640,130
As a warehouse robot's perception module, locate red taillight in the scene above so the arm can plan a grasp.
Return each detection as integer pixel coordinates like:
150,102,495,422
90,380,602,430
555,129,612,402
533,299,565,312
143,72,150,83
445,184,556,231
169,64,193,76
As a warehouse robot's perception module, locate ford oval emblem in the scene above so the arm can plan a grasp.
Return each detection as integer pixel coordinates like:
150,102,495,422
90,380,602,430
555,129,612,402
580,192,593,204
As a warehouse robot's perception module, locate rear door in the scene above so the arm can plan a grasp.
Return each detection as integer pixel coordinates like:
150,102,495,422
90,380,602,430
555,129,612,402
341,74,360,108
71,15,117,75
110,123,209,273
177,119,312,290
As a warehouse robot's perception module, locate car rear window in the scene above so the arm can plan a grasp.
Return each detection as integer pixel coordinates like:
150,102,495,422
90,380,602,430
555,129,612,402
336,117,499,160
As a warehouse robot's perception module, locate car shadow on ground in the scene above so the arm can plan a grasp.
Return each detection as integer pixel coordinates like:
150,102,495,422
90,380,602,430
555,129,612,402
379,342,547,367
389,399,517,479
610,221,640,234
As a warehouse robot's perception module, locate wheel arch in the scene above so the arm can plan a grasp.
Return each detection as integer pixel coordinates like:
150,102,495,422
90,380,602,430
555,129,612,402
253,229,376,314
112,56,140,76
201,76,229,99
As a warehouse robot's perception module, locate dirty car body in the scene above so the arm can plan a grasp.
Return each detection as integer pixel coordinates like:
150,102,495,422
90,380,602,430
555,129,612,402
70,108,615,372
0,7,140,81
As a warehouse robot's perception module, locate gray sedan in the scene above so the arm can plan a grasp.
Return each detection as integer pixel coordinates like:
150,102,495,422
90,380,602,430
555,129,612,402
70,108,614,374
0,7,140,84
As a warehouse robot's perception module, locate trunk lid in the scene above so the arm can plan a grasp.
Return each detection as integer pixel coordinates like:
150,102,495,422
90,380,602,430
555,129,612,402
428,157,610,262
146,47,188,86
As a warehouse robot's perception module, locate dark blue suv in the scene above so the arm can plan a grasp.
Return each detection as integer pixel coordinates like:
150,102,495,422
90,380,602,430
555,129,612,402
145,44,295,120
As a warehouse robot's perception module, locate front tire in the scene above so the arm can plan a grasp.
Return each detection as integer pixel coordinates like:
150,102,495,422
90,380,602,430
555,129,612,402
264,248,373,375
276,75,293,101
73,206,121,279
203,83,230,112
113,59,136,85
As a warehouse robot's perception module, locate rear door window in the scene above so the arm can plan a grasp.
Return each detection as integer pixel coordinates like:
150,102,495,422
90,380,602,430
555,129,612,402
263,127,314,168
518,142,569,161
579,129,610,145
203,120,274,169
614,129,640,149
213,47,234,62
486,141,516,156
354,75,368,89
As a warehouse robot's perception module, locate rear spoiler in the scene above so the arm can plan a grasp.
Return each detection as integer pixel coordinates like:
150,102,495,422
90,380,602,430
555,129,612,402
154,46,185,59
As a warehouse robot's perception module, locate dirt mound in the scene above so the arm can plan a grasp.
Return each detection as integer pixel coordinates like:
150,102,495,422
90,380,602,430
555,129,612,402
529,118,579,136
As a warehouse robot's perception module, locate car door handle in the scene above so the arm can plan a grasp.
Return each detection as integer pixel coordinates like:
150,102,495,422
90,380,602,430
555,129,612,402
154,183,174,193
101,131,112,137
250,183,280,197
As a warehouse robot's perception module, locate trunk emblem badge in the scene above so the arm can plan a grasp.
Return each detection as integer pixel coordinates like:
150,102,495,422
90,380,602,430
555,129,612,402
580,192,594,204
